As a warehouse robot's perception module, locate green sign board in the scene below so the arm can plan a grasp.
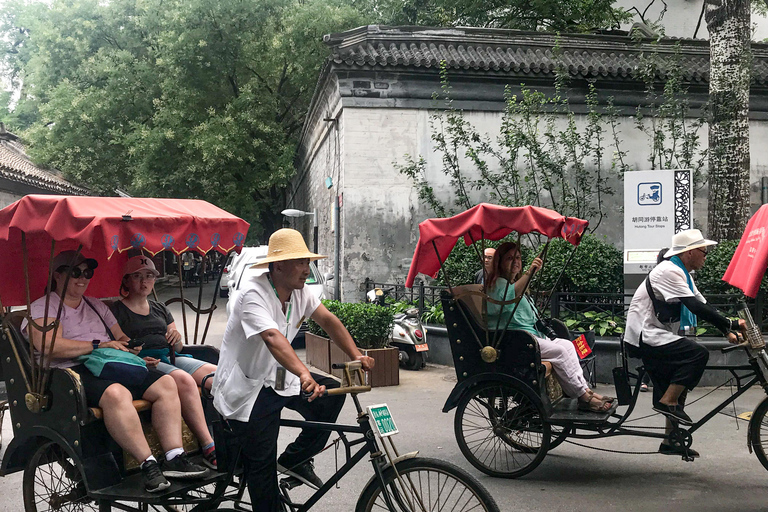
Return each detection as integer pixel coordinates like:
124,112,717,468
367,403,399,437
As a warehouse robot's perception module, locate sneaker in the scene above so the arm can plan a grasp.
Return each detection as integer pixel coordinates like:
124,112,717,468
277,460,323,489
202,446,217,470
640,383,649,392
142,460,171,493
163,453,208,479
659,442,700,458
653,403,693,426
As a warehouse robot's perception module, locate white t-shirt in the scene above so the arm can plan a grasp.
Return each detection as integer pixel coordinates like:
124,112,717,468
212,272,321,422
625,260,705,348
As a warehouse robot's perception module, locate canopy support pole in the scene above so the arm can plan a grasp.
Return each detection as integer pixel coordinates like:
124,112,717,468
177,257,189,347
193,256,206,345
464,231,490,349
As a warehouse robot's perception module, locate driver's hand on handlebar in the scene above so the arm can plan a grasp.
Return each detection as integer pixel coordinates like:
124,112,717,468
726,331,742,345
356,354,375,371
737,318,748,333
527,257,543,275
300,373,326,402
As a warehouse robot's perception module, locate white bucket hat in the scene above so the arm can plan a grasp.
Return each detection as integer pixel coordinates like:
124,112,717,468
664,229,717,258
252,228,326,269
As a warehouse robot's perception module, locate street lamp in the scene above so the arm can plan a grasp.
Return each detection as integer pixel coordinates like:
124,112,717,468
281,208,318,254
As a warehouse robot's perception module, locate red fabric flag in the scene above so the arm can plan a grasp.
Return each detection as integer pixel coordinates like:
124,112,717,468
723,204,768,298
571,334,592,359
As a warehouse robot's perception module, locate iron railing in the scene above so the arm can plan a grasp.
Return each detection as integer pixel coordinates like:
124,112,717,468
362,279,444,315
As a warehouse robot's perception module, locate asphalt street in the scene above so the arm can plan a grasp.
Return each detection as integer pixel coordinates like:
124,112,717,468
3,278,768,511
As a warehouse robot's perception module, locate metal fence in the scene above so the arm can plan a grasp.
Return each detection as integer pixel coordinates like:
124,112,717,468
362,279,445,315
549,292,766,335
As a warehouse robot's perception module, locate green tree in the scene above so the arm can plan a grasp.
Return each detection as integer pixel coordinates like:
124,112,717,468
363,0,630,31
0,0,365,239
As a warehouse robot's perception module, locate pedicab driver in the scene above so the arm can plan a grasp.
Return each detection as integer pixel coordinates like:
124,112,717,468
626,229,746,451
212,229,374,511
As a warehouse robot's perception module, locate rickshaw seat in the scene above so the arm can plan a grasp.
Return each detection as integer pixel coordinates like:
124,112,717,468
451,284,486,328
89,400,151,420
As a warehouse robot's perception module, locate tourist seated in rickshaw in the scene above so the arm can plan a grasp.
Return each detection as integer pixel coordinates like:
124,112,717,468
111,254,218,469
485,241,614,412
23,250,208,493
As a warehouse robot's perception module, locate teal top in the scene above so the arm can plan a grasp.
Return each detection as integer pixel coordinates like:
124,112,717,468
487,277,541,337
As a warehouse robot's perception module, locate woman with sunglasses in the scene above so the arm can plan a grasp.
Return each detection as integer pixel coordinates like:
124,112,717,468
485,242,614,413
111,255,217,469
23,251,207,493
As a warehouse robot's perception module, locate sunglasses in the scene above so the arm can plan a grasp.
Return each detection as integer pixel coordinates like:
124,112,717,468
57,266,94,279
696,248,709,256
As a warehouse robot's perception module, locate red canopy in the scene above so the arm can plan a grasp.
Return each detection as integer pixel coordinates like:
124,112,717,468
723,204,768,298
405,203,589,287
0,195,250,305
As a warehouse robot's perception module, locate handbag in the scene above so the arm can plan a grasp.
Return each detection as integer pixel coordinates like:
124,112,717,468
76,297,148,385
77,347,148,385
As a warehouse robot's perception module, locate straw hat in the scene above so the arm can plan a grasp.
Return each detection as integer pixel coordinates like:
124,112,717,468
664,229,718,258
251,228,326,268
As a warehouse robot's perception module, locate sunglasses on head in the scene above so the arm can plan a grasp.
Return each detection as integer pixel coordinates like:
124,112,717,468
56,266,94,279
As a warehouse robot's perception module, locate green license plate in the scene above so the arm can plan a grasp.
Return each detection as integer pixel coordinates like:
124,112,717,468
367,403,399,437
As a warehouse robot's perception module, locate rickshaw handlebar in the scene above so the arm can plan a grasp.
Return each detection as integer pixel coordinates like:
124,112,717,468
722,341,749,353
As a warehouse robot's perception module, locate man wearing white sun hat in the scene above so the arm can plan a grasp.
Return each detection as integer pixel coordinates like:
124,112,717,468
626,229,747,448
213,228,374,511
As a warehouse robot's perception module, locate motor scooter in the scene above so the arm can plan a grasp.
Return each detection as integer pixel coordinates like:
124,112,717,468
366,287,429,370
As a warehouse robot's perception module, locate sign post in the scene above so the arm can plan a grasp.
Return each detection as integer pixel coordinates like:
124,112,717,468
623,169,692,292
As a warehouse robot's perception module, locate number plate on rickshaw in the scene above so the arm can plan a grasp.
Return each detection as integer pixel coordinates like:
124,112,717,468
414,343,429,352
367,403,399,437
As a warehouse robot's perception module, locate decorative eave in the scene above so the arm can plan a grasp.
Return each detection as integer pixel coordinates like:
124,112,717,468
322,25,768,85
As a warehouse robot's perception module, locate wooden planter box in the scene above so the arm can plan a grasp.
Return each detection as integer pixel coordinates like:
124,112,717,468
305,333,399,387
305,332,331,372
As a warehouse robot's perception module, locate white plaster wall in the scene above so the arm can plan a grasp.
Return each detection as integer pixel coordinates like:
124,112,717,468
615,0,768,40
334,104,768,298
0,190,21,209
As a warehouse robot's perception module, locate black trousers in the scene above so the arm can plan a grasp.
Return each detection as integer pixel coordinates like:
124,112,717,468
639,336,709,408
229,373,345,512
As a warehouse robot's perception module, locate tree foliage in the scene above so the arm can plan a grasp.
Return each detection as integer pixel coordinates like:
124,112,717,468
366,0,630,32
0,0,365,239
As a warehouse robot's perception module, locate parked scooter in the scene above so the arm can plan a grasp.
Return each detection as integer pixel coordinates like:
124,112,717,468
366,287,428,370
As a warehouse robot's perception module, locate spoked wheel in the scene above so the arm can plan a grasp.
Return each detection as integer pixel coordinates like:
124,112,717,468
454,380,550,478
356,457,499,512
400,347,425,371
749,397,768,470
23,441,97,512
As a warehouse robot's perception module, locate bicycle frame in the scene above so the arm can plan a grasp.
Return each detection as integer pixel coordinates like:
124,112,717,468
278,392,401,512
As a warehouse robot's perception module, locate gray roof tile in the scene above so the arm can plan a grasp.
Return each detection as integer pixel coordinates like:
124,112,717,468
325,25,768,85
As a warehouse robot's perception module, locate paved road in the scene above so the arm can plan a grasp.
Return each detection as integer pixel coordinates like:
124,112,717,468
3,279,768,511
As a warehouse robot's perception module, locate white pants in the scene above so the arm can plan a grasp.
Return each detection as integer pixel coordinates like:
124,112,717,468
536,336,588,398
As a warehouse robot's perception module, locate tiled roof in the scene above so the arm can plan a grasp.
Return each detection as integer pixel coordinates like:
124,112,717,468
0,131,89,195
324,25,768,86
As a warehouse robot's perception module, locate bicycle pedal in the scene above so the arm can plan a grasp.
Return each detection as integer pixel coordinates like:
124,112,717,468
280,476,304,490
682,455,695,462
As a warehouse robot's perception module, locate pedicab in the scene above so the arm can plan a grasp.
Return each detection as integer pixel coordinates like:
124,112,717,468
0,194,250,511
405,203,768,478
0,195,501,512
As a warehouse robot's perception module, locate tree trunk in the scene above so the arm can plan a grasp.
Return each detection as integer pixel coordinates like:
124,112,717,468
705,0,751,240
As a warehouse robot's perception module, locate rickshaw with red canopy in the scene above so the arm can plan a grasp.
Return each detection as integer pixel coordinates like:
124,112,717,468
406,203,768,479
0,194,251,511
0,195,502,512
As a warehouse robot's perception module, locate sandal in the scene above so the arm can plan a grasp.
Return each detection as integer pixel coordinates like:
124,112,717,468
577,393,614,413
584,390,615,404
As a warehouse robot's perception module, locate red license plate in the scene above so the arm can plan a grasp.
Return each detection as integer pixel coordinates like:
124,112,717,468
414,343,429,352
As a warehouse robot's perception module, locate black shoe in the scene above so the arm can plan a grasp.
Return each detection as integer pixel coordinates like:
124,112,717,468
659,443,700,458
142,460,171,492
653,403,693,426
163,454,208,479
277,460,323,489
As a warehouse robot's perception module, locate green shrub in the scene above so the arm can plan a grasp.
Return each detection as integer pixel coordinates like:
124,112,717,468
307,300,394,349
532,234,623,295
694,240,748,295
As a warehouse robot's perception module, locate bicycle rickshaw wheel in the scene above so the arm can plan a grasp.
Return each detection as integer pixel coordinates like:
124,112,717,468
23,440,98,512
549,425,571,450
749,397,768,470
355,457,500,512
454,380,550,478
